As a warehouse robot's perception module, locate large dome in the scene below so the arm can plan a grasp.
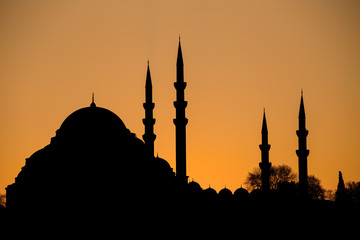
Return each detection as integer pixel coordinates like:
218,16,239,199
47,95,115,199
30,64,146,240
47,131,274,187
56,103,128,139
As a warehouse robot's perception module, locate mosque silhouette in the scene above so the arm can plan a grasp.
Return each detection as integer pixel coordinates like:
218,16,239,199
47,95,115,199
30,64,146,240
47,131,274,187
5,40,354,226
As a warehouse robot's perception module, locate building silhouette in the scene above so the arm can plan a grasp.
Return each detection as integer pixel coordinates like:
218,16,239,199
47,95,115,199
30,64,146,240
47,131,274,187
6,98,178,213
5,40,358,226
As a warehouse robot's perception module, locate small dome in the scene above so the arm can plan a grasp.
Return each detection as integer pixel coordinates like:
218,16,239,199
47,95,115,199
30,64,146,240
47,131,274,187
218,187,233,200
234,187,249,201
203,187,217,200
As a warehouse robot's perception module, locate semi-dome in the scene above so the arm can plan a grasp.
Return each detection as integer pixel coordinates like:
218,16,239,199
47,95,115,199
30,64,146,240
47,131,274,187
154,156,172,172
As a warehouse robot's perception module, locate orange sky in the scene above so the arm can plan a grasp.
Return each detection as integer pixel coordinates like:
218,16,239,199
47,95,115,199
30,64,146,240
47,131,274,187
1,0,360,194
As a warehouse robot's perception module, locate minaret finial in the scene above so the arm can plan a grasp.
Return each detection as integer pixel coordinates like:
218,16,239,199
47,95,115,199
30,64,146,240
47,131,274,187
92,92,94,103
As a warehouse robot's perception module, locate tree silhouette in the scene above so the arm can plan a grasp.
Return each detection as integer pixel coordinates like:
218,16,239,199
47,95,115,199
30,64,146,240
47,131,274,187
0,194,5,208
245,164,297,191
346,181,360,205
307,175,325,200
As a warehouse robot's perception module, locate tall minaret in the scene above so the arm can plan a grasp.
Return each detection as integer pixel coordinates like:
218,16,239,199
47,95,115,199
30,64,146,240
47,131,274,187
259,110,271,192
296,91,309,197
142,61,156,157
173,38,188,184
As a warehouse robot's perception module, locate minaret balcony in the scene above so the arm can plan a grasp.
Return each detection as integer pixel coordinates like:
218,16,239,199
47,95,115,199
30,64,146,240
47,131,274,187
259,161,271,169
259,144,271,151
296,129,308,137
173,101,188,109
296,149,309,157
174,82,187,90
142,133,156,142
173,118,188,126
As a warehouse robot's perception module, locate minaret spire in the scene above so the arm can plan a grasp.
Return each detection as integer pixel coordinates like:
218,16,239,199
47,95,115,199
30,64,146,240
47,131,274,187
142,61,156,157
296,91,309,198
259,109,271,192
261,109,268,136
177,38,184,68
174,38,188,184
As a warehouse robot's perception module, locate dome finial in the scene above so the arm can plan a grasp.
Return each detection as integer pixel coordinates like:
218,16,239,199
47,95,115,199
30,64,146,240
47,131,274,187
90,92,96,107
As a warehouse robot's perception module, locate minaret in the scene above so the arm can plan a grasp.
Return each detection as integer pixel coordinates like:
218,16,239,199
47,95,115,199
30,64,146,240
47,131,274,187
259,109,271,192
173,38,188,184
296,91,309,198
142,61,156,157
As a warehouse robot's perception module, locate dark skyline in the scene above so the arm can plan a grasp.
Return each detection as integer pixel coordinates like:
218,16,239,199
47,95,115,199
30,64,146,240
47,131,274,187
1,1,360,194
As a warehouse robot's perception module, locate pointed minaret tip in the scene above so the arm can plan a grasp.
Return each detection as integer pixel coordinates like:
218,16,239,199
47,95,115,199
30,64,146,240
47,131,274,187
299,90,305,118
262,109,268,134
177,37,183,66
146,61,152,88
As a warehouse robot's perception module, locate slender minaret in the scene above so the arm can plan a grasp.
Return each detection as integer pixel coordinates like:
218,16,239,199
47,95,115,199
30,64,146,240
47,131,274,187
142,61,156,157
173,38,188,184
259,109,271,192
296,91,309,198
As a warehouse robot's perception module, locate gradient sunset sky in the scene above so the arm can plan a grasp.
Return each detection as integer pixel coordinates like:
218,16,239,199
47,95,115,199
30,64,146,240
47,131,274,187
1,0,360,194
